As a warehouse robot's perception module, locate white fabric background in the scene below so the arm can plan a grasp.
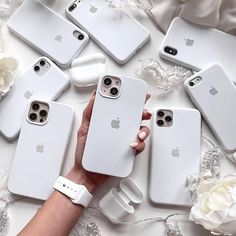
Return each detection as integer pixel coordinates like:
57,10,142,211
151,0,236,35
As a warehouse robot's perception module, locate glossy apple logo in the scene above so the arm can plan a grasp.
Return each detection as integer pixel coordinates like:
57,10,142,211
185,38,194,47
24,91,33,99
54,35,63,43
171,147,180,157
111,118,120,129
36,143,44,153
209,86,218,96
89,5,97,13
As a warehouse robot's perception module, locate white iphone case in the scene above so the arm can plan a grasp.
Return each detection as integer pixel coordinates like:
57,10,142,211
149,108,201,206
0,57,70,140
184,64,236,152
82,76,147,177
8,0,89,68
66,0,150,64
8,101,74,200
159,17,236,82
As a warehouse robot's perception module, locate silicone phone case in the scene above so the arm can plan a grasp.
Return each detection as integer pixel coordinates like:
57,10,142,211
184,64,236,152
82,76,147,177
8,100,74,200
66,0,150,64
0,57,70,140
8,0,89,68
159,17,236,82
149,107,201,206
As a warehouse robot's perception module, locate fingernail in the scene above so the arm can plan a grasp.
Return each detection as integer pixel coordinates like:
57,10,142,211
139,131,147,140
130,142,139,148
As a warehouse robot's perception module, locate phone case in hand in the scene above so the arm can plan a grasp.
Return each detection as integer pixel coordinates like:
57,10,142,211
8,100,74,200
0,57,70,140
82,75,147,177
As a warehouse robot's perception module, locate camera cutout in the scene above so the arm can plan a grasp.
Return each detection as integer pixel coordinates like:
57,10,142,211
69,3,77,12
156,109,173,127
33,58,51,76
164,46,178,56
188,76,202,87
73,30,84,41
99,76,122,99
68,0,81,12
28,101,50,125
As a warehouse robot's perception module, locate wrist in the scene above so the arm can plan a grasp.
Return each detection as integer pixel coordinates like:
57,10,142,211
66,165,96,193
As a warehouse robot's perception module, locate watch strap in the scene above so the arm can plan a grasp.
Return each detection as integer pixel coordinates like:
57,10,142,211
53,176,93,208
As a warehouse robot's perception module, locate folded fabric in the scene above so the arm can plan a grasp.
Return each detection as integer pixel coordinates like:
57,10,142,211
150,0,236,35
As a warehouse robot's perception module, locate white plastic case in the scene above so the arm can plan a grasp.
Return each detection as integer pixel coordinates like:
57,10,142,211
159,17,236,82
184,64,236,152
149,108,201,206
0,57,70,141
82,76,147,177
8,101,74,200
66,0,150,64
8,0,89,68
99,178,143,223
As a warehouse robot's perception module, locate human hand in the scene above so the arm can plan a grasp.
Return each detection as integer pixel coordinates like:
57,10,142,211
67,91,152,193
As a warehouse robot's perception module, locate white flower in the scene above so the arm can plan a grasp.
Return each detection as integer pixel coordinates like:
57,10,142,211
0,54,18,98
190,175,236,235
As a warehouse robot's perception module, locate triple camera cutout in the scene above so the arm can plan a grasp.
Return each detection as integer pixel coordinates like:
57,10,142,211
156,110,173,127
28,101,49,125
100,76,122,99
33,59,51,76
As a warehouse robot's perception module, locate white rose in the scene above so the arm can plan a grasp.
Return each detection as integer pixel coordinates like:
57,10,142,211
190,175,236,235
0,55,18,98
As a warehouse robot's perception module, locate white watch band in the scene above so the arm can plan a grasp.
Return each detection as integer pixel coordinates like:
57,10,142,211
53,176,93,208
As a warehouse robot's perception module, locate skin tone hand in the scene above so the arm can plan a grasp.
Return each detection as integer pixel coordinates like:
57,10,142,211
19,91,151,236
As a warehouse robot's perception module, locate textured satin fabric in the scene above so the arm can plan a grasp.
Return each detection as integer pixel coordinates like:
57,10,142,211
151,0,236,35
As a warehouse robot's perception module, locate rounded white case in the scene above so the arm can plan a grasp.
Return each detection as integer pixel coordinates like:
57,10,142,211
0,57,70,140
82,76,147,177
185,64,236,152
159,17,236,82
149,107,201,206
66,0,150,64
8,0,89,68
8,100,74,200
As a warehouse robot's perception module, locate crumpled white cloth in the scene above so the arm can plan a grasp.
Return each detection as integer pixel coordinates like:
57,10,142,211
151,0,236,35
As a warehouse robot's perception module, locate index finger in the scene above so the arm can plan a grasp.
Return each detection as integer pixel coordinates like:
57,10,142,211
82,90,96,125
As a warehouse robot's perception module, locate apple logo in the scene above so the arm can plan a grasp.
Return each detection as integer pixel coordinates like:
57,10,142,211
111,118,120,129
24,91,33,100
209,86,218,96
89,5,97,13
36,143,44,153
54,35,63,43
185,38,194,47
171,147,180,157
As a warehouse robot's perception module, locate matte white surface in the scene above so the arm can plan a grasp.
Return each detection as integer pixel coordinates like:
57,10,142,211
185,65,236,152
82,76,147,177
8,0,89,68
150,108,201,206
66,0,150,64
8,101,74,200
0,57,70,140
159,17,236,82
1,1,233,235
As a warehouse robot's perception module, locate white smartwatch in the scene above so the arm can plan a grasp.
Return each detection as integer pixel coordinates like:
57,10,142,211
53,176,93,208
